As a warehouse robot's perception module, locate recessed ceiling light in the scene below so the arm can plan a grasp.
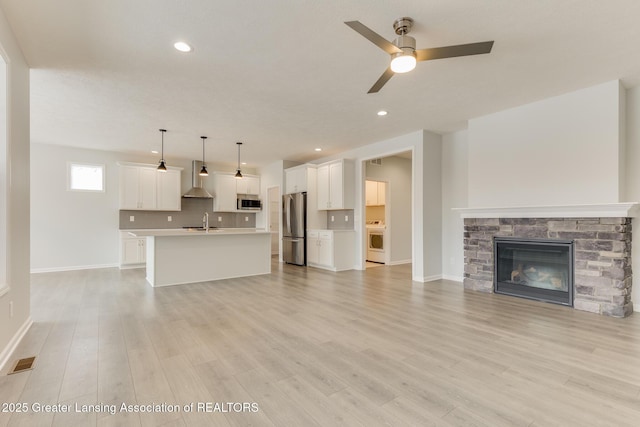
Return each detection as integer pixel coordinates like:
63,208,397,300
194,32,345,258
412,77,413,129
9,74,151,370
174,41,192,52
241,162,247,165
151,150,159,154
377,110,388,116
315,148,322,152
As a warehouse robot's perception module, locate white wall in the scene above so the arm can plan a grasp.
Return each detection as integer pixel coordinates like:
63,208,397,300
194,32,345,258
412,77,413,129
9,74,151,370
421,131,443,281
468,80,625,207
441,130,468,281
0,5,31,369
365,156,412,264
31,144,125,271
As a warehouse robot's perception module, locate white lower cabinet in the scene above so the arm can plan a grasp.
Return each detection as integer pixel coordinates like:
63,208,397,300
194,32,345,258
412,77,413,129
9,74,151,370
120,232,146,268
307,229,354,271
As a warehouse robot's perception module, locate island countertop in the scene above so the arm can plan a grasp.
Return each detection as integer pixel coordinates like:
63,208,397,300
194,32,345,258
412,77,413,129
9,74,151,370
126,228,270,237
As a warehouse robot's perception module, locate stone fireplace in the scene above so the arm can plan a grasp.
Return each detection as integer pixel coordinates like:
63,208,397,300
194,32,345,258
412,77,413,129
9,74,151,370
457,204,637,318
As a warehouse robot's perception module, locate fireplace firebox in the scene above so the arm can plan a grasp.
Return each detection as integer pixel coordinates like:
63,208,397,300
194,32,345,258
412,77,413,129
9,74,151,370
494,237,574,306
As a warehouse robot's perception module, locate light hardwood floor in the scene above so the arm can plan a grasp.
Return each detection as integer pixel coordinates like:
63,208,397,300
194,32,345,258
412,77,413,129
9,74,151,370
2,261,640,426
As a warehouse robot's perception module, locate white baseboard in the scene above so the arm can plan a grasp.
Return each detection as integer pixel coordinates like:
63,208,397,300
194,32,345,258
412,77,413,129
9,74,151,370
119,264,145,270
413,274,443,283
30,263,119,274
442,275,464,283
387,259,412,266
0,317,33,372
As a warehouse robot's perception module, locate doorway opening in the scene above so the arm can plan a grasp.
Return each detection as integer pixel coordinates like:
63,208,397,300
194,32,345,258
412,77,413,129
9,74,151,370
363,151,412,269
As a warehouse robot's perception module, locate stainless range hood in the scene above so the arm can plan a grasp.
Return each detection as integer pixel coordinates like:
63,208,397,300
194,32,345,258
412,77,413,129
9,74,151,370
182,160,213,198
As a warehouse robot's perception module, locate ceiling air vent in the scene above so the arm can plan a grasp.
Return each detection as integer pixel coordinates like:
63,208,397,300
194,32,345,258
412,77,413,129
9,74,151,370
369,158,383,166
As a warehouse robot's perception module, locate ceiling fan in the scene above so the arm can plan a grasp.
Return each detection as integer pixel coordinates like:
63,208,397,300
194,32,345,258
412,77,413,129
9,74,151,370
345,17,494,93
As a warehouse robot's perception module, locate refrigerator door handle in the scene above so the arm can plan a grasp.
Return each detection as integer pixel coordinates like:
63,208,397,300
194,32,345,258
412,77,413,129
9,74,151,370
284,195,291,235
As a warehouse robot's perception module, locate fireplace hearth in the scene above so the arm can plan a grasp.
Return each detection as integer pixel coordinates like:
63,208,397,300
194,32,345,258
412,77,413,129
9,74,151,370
494,237,573,306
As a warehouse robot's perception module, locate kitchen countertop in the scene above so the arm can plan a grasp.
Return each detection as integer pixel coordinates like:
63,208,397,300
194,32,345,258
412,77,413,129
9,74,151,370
126,228,269,237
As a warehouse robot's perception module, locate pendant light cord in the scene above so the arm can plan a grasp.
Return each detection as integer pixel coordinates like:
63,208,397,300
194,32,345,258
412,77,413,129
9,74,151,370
236,142,243,178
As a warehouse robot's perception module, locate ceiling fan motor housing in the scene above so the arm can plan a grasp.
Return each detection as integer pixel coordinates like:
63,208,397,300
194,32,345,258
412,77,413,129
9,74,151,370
393,35,416,51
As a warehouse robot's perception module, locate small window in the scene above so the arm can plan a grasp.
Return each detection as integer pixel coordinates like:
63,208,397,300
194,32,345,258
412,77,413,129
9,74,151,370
68,163,105,192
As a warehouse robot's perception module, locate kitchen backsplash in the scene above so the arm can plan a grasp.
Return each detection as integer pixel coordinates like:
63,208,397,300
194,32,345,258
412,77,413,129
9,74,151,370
326,209,354,230
119,198,256,229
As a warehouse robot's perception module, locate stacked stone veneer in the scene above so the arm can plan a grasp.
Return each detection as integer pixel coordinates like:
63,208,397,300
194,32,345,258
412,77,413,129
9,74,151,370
463,217,632,317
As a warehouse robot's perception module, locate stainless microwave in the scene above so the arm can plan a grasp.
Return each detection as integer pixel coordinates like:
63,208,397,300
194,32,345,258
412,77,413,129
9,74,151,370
237,195,262,210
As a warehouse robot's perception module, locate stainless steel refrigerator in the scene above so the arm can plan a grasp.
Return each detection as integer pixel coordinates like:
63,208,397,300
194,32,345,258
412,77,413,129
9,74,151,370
282,192,306,265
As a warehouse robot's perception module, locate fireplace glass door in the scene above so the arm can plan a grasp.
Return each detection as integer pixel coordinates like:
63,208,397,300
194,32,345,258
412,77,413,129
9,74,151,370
494,237,573,306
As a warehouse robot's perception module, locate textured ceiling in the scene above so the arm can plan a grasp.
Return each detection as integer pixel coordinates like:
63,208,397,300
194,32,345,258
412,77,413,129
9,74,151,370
2,0,640,169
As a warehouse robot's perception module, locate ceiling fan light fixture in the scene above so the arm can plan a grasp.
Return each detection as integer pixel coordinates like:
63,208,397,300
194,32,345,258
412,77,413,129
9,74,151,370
390,50,417,73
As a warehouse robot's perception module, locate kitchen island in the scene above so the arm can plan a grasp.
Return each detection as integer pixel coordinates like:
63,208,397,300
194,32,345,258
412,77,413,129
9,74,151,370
127,228,271,287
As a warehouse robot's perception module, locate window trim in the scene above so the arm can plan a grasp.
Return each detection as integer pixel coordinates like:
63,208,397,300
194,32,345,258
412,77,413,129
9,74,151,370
67,162,106,193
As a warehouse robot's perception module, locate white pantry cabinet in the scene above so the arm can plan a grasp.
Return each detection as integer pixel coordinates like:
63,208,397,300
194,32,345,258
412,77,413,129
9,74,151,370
120,232,145,268
316,159,354,210
118,163,182,211
307,229,354,271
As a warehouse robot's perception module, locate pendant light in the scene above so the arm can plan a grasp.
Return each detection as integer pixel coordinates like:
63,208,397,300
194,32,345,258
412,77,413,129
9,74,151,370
199,136,208,176
157,129,167,172
235,142,243,179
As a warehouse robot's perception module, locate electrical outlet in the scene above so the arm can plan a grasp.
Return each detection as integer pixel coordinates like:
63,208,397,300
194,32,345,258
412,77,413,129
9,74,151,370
9,301,13,318
331,215,335,222
218,217,222,222
167,216,172,222
129,216,135,222
245,216,249,222
345,215,349,222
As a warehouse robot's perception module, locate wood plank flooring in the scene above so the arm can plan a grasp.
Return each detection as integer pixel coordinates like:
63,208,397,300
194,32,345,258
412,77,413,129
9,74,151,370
2,260,640,426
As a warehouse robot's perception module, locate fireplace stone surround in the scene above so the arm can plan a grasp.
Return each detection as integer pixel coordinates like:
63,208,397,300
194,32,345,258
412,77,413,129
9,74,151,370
456,204,638,318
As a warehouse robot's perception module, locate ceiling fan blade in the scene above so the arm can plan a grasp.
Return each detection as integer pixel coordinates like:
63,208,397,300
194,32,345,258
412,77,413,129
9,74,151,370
368,67,395,94
415,41,494,62
345,21,402,55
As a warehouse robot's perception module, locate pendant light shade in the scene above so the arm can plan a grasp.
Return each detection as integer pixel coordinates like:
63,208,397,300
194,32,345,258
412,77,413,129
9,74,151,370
157,129,167,172
199,136,208,176
235,142,243,179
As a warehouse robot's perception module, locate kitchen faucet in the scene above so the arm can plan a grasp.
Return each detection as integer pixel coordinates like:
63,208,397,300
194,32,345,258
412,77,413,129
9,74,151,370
203,212,209,231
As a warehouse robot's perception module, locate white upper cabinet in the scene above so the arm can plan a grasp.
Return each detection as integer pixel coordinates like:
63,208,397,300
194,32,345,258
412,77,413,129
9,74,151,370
212,172,261,211
316,159,354,210
365,180,386,206
284,166,308,194
236,175,260,195
157,169,182,210
212,173,238,212
119,163,182,211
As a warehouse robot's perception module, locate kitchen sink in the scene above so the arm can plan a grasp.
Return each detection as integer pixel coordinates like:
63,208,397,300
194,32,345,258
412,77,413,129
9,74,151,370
182,227,219,232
